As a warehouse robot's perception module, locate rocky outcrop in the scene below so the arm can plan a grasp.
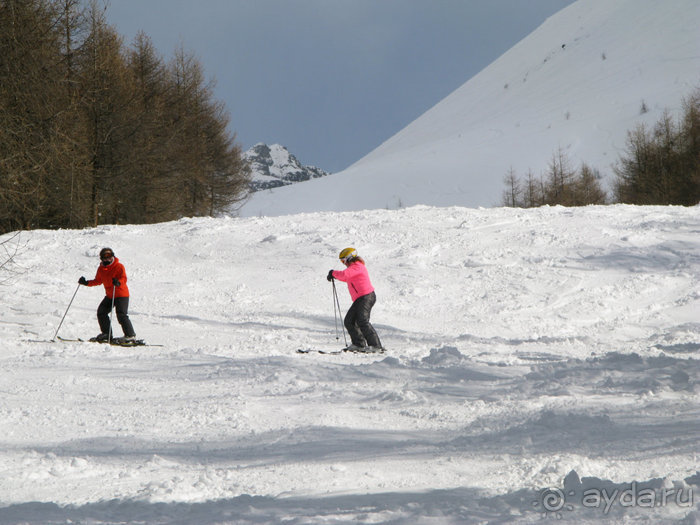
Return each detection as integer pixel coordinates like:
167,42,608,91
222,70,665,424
245,143,330,192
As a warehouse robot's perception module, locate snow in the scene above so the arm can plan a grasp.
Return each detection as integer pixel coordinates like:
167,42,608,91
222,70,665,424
245,143,329,191
239,0,700,217
1,204,699,523
246,143,299,181
2,0,699,522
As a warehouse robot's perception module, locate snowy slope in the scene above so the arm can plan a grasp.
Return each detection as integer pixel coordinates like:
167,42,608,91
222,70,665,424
240,0,700,217
1,204,699,523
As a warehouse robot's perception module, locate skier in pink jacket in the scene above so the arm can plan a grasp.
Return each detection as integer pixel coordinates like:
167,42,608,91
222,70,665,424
327,247,383,353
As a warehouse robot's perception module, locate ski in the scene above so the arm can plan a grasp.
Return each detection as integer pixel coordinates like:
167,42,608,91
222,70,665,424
103,337,151,347
297,348,343,355
56,336,163,347
297,347,386,355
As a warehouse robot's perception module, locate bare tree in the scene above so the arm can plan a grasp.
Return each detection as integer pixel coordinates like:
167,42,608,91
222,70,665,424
503,152,607,208
502,167,522,207
523,169,543,208
544,147,577,205
0,231,25,285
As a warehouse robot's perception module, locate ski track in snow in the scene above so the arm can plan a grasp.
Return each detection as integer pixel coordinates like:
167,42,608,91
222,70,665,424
0,205,698,524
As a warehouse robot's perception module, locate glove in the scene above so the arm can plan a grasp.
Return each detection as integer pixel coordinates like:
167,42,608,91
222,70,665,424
78,276,88,285
112,278,121,286
327,270,335,282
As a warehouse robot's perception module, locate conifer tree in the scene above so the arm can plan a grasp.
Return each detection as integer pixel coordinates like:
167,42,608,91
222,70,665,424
614,91,700,205
0,0,72,230
125,31,174,222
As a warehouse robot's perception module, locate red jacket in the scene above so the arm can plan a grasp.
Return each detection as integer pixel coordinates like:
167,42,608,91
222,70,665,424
87,257,130,298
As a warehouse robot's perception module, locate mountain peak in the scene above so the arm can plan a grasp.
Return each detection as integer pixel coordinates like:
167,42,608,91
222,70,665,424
245,143,330,192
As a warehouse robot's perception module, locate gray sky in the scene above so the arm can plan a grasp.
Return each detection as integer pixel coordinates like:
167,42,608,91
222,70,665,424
104,0,576,173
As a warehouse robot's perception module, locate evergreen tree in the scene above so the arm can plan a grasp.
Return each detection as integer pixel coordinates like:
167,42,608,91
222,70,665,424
677,89,700,204
0,0,249,233
574,163,607,205
125,31,174,222
76,1,136,225
614,91,700,205
166,45,249,218
0,0,74,231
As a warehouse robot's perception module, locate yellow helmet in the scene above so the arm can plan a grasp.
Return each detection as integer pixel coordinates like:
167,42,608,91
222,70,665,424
338,247,357,262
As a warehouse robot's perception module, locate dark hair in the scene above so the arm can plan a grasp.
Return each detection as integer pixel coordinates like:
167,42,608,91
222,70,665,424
99,247,114,258
346,255,365,265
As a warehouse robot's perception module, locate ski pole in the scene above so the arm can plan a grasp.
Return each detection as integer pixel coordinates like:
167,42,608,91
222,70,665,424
108,284,116,344
332,279,339,341
331,279,348,347
52,283,81,341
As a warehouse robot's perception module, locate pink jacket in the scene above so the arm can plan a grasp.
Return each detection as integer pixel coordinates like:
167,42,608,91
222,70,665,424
332,261,374,302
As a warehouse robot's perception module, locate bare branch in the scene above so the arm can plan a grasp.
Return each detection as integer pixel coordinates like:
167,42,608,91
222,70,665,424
0,231,27,285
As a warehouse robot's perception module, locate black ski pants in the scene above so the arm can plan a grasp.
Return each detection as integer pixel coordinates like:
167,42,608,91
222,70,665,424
344,291,381,348
97,296,135,337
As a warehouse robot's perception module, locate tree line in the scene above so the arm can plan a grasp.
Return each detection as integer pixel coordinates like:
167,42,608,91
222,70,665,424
0,0,250,235
503,88,700,208
502,150,607,208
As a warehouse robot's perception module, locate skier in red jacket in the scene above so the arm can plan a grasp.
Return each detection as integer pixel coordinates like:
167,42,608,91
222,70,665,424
328,247,383,353
79,247,136,342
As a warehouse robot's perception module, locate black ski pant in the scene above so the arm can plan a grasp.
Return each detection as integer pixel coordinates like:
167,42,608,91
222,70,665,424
97,296,135,337
344,291,381,347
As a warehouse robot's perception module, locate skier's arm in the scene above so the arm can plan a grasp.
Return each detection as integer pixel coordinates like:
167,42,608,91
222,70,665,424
85,269,101,286
331,264,359,282
113,265,127,287
331,269,347,282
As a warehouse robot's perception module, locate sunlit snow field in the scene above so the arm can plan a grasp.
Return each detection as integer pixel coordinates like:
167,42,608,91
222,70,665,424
1,204,698,524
